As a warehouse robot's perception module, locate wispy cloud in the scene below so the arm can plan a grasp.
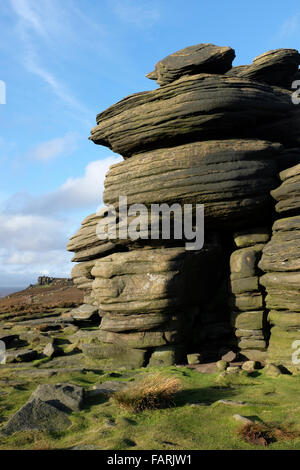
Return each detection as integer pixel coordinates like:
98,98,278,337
9,0,91,118
112,0,161,27
278,14,299,38
30,132,79,162
10,0,49,38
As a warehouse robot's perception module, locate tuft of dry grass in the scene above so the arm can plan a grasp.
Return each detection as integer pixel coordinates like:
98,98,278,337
238,422,299,447
112,373,181,412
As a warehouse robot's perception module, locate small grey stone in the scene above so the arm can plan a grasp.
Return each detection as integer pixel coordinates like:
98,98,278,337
233,414,254,425
264,364,282,377
216,360,228,371
226,366,241,374
190,402,209,407
89,381,127,397
43,342,59,358
216,400,246,406
242,360,261,371
187,353,202,365
221,351,237,362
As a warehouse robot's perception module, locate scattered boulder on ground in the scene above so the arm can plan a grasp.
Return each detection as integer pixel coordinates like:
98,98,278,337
242,361,261,371
221,351,237,362
2,398,72,436
6,348,38,364
42,341,60,358
216,360,228,371
29,383,84,412
187,353,202,365
263,364,283,377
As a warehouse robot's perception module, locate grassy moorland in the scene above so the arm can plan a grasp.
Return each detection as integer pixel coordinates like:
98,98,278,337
1,365,300,450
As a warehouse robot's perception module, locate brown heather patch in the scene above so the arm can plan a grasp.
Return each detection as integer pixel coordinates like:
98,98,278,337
238,422,300,446
113,373,181,412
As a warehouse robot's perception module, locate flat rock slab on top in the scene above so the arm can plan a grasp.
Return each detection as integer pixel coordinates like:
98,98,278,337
146,43,235,85
229,49,300,87
90,74,291,158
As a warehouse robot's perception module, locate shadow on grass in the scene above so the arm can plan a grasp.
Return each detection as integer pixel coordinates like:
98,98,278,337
82,394,110,410
174,385,240,407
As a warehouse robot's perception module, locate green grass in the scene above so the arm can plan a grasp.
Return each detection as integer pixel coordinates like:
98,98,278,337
1,366,300,450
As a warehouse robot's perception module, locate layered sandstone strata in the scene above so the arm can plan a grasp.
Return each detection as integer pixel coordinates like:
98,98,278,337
68,43,300,369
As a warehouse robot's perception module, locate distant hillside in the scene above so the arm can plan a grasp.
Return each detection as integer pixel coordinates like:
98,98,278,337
0,278,83,321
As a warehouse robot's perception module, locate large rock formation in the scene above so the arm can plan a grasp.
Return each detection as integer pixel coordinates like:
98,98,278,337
68,43,300,370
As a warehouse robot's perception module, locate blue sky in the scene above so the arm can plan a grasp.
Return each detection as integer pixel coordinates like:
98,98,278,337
0,0,299,287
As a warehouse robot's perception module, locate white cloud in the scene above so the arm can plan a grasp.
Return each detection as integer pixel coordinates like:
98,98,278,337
0,154,122,286
56,157,121,210
30,132,79,162
0,212,73,285
3,155,122,215
0,250,73,287
113,0,160,27
0,214,68,252
3,156,120,216
0,154,122,284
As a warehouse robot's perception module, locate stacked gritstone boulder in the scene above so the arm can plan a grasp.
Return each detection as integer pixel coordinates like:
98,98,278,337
260,162,300,372
229,229,270,363
68,43,300,369
89,245,223,368
69,260,99,324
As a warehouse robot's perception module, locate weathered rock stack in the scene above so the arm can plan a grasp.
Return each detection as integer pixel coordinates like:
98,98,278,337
68,43,300,370
229,229,270,362
260,164,300,372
